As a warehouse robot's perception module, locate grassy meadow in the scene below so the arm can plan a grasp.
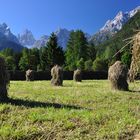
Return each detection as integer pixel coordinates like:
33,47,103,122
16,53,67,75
0,80,140,140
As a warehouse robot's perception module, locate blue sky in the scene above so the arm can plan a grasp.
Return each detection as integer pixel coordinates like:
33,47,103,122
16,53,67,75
0,0,139,39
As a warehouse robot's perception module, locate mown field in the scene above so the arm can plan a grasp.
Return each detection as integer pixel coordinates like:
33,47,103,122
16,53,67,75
0,80,140,140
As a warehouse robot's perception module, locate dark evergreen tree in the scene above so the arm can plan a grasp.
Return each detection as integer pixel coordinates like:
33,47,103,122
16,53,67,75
30,48,40,70
65,31,77,70
121,50,132,67
5,56,16,70
76,58,85,70
0,48,17,70
14,52,22,70
19,48,29,71
39,46,48,70
84,59,93,71
93,58,108,71
87,43,96,61
45,33,64,69
1,48,14,57
65,30,88,70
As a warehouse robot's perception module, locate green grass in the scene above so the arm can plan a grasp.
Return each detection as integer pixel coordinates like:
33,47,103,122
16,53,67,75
0,80,140,140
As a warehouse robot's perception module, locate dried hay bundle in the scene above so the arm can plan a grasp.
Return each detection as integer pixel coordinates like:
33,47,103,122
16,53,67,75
108,61,128,91
73,69,82,82
129,32,140,82
26,69,34,81
134,132,140,140
0,57,9,101
51,65,63,86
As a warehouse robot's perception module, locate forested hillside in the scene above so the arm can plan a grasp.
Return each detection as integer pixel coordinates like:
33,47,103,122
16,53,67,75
96,11,140,67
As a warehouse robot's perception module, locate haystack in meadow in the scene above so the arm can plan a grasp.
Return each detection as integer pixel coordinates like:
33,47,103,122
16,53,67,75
129,31,140,82
134,132,140,140
108,61,128,91
0,57,9,101
51,65,63,86
26,69,34,81
73,69,82,82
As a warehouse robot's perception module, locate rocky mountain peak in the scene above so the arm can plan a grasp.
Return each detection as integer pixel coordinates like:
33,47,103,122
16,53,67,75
90,6,140,45
0,22,19,43
18,29,36,47
32,35,49,48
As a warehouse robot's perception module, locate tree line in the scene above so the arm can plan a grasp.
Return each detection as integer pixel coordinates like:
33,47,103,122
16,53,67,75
1,12,140,72
0,30,99,71
0,29,133,72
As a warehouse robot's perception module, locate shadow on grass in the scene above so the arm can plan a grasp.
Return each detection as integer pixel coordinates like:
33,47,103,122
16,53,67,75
1,98,91,110
129,90,140,93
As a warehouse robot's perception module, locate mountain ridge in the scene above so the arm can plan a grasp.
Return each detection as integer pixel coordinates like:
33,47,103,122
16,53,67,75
18,29,36,48
89,6,140,45
0,23,23,51
96,11,140,61
0,6,139,51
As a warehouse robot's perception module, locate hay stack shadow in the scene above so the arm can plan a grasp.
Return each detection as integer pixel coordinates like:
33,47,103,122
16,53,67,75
129,90,140,93
1,98,89,110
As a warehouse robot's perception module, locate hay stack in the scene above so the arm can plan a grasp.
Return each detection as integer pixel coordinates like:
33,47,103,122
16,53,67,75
108,61,128,91
134,132,140,140
26,69,34,81
51,65,63,86
73,69,82,82
0,57,9,101
129,32,140,82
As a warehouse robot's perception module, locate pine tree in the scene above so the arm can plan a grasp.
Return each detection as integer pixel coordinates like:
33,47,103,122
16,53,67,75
65,30,88,70
77,58,85,70
19,48,29,71
0,48,16,70
46,33,64,69
30,48,40,70
85,59,93,71
39,47,48,70
87,44,96,61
